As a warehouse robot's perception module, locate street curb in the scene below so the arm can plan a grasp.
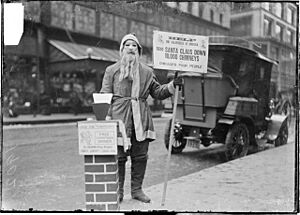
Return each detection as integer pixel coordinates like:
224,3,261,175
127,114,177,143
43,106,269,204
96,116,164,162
3,113,163,125
2,117,89,126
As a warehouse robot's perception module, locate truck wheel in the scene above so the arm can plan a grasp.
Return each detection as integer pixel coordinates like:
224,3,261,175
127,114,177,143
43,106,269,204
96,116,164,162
274,121,288,147
164,119,186,154
224,122,250,161
281,102,292,127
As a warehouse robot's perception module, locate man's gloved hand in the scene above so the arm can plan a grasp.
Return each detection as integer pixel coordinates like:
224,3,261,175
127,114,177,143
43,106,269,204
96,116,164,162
105,115,112,121
173,76,183,88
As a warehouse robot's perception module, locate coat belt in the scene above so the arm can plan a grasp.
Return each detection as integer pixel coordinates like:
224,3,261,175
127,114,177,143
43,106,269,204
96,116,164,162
112,95,146,102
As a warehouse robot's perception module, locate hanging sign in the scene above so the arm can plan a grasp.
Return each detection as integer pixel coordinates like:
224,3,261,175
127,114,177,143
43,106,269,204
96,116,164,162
78,121,117,155
153,30,209,73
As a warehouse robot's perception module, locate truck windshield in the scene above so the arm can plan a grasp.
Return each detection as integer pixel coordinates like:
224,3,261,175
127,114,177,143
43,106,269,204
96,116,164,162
207,51,224,73
207,49,238,76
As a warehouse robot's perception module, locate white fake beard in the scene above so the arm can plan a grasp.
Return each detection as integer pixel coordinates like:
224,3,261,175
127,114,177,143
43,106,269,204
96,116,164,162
119,51,139,82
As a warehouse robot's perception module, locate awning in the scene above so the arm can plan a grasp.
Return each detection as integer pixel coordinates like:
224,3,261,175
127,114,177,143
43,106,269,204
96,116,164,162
48,39,152,65
48,40,120,62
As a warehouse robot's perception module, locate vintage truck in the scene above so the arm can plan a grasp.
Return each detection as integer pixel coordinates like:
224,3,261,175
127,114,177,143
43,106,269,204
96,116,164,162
164,37,289,161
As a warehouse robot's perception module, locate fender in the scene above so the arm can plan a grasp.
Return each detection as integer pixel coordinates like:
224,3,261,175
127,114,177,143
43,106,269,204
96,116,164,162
218,118,234,125
217,115,254,126
264,114,288,141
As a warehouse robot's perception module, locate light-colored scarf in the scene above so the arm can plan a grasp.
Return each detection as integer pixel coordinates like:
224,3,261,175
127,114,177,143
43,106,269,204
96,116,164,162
130,63,145,141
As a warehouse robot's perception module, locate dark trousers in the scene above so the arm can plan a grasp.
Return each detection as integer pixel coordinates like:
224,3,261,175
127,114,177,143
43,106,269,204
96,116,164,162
117,129,149,197
117,130,149,162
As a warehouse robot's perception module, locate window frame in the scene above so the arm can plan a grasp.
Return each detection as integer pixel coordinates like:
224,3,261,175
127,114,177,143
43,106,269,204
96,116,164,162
286,29,294,46
220,13,223,25
262,2,270,11
263,17,272,37
198,3,204,18
275,23,283,41
274,3,283,18
210,9,214,22
286,7,294,25
187,2,193,14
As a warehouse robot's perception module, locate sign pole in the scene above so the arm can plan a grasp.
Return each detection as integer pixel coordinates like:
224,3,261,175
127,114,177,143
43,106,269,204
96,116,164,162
161,71,179,206
152,30,208,206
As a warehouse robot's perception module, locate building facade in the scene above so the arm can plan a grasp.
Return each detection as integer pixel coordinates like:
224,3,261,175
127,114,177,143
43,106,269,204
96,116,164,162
164,2,231,31
3,1,231,114
230,2,297,97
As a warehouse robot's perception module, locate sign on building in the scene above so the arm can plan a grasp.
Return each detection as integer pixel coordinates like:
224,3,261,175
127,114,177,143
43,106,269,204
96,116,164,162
78,121,117,155
153,30,209,73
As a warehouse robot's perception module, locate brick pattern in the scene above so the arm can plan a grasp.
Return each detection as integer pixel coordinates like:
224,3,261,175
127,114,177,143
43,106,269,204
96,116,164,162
84,155,120,211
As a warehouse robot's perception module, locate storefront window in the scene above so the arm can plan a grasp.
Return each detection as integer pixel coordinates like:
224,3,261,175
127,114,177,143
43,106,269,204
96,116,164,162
50,70,96,110
3,55,41,113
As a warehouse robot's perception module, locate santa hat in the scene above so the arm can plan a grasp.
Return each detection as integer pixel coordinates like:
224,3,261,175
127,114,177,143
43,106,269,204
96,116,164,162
119,33,142,56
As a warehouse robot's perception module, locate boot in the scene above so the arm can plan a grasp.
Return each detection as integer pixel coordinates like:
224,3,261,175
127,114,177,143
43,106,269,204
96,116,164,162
118,161,126,202
131,159,151,203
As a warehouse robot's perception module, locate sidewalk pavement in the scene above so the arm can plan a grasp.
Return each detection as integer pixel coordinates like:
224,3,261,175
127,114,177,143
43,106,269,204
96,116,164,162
120,142,296,212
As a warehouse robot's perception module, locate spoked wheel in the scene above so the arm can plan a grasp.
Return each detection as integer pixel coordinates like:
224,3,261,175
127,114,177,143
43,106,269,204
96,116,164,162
274,121,288,147
224,122,250,161
164,119,187,154
280,102,292,127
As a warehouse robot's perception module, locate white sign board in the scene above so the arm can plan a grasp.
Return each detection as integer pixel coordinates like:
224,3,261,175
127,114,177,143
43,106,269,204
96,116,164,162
153,30,209,73
78,121,117,155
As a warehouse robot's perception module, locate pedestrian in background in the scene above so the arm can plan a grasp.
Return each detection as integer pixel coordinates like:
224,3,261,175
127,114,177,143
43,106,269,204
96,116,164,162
69,88,81,115
100,33,182,203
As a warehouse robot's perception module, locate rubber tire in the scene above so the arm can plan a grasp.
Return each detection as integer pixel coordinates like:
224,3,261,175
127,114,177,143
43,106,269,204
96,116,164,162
164,119,186,154
281,102,292,127
224,122,250,161
274,121,288,147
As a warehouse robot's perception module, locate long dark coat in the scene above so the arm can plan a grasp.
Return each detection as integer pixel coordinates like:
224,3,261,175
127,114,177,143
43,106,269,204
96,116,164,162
100,61,174,142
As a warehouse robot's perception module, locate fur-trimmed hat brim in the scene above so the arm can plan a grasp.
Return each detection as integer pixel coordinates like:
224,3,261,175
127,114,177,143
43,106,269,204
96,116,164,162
119,34,142,56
